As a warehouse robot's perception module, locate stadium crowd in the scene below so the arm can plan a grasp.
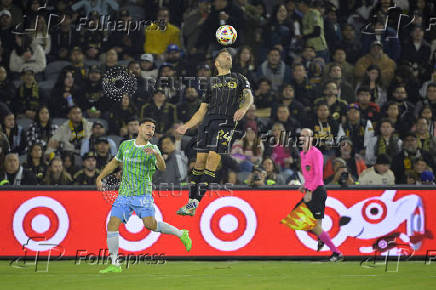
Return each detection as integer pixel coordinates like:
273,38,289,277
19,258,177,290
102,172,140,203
1,0,436,186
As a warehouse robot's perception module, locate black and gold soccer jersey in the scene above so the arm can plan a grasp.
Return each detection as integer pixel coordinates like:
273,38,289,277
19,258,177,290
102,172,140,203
202,72,251,119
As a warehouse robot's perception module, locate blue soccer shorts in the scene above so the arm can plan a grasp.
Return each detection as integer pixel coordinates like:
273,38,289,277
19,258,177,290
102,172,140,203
111,194,155,223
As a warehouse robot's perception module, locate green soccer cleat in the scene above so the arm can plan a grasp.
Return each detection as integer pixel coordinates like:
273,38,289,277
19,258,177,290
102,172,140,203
180,229,192,252
176,199,198,216
99,264,122,273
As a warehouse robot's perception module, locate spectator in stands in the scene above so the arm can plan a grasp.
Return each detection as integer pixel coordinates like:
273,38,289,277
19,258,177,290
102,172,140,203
26,105,58,151
389,84,416,124
139,54,158,79
140,88,178,138
105,9,144,60
314,81,347,124
323,3,341,54
0,65,16,110
71,0,119,17
262,156,286,185
45,106,93,157
9,35,46,79
307,57,324,87
325,157,356,186
42,156,72,185
400,25,431,81
108,94,137,136
195,0,243,53
310,101,339,155
156,63,182,104
154,135,188,185
0,0,23,27
415,83,436,119
355,64,387,107
50,13,79,61
50,70,83,118
271,83,306,123
241,104,268,135
324,138,366,182
290,63,316,110
144,7,181,55
77,11,105,57
324,47,354,85
420,170,435,185
300,0,329,61
274,105,301,133
178,87,201,123
365,118,401,166
419,69,436,99
61,151,79,177
244,165,270,186
0,127,9,171
84,42,100,62
325,63,354,104
23,143,47,184
29,16,51,55
257,47,291,92
413,117,436,160
263,122,292,171
392,132,434,184
0,9,14,60
121,116,139,141
337,104,374,155
418,105,436,137
14,69,42,119
233,45,257,84
253,78,276,110
1,111,26,155
163,44,189,77
360,17,401,62
168,122,192,154
354,86,380,124
80,121,117,157
355,41,396,89
101,48,119,73
94,137,112,170
358,154,395,185
82,64,109,119
231,126,264,172
389,64,421,104
1,152,37,185
262,3,294,53
301,46,317,69
73,151,100,185
182,0,211,54
63,46,87,85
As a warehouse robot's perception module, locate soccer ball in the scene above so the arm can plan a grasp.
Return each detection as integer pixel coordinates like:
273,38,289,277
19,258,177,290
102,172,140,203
216,25,237,45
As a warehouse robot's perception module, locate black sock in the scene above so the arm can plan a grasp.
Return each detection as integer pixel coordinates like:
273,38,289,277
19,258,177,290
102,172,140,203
197,169,216,202
189,168,203,199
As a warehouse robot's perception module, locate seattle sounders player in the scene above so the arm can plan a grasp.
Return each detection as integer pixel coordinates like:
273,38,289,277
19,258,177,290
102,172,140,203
96,118,192,273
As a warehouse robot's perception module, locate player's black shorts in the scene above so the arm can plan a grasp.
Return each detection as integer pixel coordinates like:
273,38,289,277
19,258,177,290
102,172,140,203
295,185,327,220
196,115,236,154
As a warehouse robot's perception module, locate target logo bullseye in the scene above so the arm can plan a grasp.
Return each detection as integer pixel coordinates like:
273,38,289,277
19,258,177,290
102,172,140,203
200,197,257,251
13,196,70,252
295,197,348,251
106,204,163,252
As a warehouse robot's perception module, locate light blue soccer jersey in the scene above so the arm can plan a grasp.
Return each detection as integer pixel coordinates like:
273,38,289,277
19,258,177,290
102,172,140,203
115,139,161,196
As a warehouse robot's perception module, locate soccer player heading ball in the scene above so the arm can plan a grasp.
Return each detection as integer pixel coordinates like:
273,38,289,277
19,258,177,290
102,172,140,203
176,48,254,216
96,118,192,273
296,128,344,262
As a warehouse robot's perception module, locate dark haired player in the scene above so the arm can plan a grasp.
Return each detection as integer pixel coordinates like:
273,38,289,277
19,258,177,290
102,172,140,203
297,128,344,262
176,48,254,215
96,118,192,273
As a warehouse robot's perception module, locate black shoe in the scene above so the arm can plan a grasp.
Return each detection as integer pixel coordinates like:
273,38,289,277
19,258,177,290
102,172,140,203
328,252,344,262
317,239,324,252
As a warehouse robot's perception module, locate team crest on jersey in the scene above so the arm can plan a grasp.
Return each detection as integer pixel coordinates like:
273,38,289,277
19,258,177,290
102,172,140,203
306,165,311,172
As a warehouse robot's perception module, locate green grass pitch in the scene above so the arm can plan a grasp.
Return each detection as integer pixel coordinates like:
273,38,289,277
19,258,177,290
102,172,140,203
1,260,435,289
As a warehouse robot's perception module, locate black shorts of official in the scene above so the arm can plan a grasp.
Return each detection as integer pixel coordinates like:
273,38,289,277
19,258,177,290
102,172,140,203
196,115,236,154
295,185,327,220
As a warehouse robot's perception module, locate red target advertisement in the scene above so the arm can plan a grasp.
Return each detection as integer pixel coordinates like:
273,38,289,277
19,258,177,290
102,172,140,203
0,188,435,257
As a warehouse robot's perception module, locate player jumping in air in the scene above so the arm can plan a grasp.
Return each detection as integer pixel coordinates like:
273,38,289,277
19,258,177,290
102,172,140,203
96,118,192,273
176,48,254,216
297,128,344,262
